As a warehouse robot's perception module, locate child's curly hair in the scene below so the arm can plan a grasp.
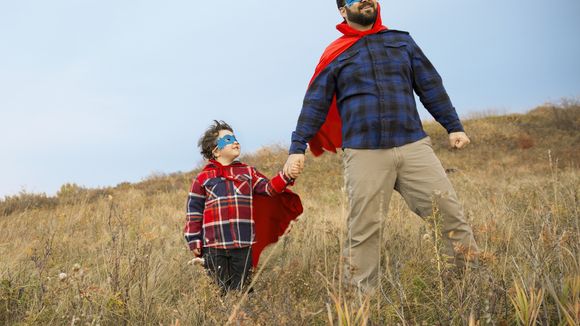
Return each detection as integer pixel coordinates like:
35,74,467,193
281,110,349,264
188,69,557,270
198,120,234,160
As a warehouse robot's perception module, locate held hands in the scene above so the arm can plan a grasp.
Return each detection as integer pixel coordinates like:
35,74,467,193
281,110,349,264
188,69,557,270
289,161,302,178
449,132,471,149
283,153,305,179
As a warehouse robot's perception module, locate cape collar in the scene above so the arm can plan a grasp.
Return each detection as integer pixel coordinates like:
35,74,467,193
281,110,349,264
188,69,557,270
207,159,244,168
204,159,246,178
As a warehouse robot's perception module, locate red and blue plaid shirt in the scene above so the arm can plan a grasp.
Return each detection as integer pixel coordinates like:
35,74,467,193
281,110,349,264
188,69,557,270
184,160,292,251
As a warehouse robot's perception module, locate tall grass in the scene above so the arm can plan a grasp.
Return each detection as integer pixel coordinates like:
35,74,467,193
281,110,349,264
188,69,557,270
1,104,579,325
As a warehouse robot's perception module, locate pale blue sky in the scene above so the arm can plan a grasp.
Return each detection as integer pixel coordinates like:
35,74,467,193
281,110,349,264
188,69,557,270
1,0,579,197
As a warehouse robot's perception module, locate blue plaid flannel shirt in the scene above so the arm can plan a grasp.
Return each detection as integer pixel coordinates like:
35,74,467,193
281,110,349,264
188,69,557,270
290,30,464,154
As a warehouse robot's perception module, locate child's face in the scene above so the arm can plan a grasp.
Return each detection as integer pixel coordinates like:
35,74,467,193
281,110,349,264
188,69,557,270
213,129,241,161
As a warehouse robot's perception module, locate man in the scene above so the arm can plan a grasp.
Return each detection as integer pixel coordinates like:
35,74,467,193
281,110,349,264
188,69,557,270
283,0,479,292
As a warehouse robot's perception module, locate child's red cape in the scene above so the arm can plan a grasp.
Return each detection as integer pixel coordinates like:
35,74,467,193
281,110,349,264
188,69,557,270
252,191,302,267
307,4,388,156
202,161,303,267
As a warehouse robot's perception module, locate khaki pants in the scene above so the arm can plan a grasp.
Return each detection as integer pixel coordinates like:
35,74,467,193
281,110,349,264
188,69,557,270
342,137,479,291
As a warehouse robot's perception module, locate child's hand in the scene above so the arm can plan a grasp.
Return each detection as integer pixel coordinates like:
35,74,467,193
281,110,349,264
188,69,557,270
187,257,205,266
193,248,202,257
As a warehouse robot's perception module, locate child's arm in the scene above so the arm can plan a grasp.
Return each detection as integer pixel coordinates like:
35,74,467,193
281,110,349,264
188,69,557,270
184,175,206,257
251,167,294,196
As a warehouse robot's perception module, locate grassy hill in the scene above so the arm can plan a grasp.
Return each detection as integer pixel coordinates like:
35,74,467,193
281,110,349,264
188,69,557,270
1,103,579,325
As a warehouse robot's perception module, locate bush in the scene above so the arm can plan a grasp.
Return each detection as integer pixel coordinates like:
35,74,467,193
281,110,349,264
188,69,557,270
0,191,58,216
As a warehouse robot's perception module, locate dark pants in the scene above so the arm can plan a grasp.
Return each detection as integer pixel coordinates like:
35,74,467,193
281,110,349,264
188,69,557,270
203,247,253,292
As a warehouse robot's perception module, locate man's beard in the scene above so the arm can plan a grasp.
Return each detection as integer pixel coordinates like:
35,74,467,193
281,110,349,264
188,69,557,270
345,4,377,26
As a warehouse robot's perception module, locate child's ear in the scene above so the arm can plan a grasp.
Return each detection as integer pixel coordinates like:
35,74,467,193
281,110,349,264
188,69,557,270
212,148,220,158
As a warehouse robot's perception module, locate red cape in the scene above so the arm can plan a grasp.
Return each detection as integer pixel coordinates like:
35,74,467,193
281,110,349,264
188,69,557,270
307,4,388,156
252,191,302,267
203,161,303,267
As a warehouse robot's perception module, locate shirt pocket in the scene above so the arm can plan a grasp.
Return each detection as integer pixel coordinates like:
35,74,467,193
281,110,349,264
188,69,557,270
203,177,225,199
232,174,252,196
336,49,376,103
338,49,360,63
383,41,411,66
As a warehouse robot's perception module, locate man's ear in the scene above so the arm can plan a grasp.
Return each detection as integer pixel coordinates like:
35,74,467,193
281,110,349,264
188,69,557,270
339,6,347,20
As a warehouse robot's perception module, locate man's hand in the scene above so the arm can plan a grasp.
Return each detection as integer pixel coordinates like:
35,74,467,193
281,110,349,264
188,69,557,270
192,248,202,257
290,161,302,178
449,132,470,149
284,154,305,179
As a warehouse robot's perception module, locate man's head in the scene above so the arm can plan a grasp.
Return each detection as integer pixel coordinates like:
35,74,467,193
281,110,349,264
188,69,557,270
337,0,378,28
198,120,240,161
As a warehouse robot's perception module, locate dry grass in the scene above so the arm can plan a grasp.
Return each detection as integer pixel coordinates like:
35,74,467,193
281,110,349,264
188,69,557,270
1,103,579,325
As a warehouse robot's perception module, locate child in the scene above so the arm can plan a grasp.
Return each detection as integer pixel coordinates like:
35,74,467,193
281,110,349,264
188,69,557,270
184,120,301,292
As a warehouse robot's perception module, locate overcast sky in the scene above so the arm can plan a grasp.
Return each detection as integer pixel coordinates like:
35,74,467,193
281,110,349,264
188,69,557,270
1,0,579,197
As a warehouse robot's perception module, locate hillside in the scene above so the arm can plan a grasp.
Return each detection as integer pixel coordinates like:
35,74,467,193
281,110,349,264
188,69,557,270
1,103,579,325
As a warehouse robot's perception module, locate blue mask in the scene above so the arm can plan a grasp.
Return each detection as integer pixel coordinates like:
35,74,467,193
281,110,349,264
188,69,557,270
345,0,362,7
216,134,238,150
